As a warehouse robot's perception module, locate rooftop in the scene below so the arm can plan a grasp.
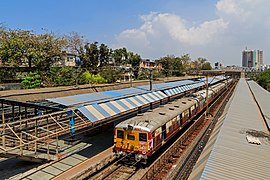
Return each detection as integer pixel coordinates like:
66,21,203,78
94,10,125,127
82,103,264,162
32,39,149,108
190,79,270,179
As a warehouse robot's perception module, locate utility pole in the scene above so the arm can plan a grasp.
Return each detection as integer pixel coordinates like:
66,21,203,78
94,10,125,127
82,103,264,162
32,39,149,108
130,67,133,87
150,68,153,91
205,74,209,118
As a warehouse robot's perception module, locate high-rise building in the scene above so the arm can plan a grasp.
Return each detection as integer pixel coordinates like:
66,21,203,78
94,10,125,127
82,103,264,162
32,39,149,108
242,48,263,68
256,50,263,68
242,48,254,67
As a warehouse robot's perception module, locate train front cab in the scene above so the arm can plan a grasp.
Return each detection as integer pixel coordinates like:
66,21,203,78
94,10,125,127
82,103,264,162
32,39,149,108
113,127,152,164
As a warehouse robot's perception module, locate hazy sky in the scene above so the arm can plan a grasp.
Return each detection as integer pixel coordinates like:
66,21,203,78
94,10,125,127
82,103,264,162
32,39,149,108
1,0,269,66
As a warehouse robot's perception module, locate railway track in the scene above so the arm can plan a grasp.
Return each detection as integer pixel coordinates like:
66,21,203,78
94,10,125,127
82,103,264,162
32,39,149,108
95,164,137,180
139,79,237,179
66,80,237,180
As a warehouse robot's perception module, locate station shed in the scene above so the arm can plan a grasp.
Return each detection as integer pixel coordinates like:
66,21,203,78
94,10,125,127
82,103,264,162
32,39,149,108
189,79,270,179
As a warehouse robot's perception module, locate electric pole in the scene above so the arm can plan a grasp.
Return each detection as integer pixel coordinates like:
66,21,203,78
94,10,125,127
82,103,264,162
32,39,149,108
150,69,153,91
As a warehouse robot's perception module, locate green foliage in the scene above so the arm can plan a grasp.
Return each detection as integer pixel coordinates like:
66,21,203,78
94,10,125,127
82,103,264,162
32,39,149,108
0,29,66,70
153,70,164,79
99,43,110,67
100,66,121,83
159,55,185,77
256,69,270,91
81,42,99,71
0,68,17,82
79,71,106,84
48,66,76,86
112,48,128,65
127,52,141,79
20,72,41,89
1,27,217,88
201,62,212,70
137,71,149,80
172,57,184,76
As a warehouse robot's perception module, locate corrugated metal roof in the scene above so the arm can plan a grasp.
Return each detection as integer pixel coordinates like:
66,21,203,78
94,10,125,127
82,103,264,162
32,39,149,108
200,79,270,179
46,79,206,107
46,87,145,107
135,80,197,91
248,80,270,129
78,91,167,122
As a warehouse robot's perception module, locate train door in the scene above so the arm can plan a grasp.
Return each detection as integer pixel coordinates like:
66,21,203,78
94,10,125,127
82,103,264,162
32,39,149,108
180,114,183,128
162,124,166,141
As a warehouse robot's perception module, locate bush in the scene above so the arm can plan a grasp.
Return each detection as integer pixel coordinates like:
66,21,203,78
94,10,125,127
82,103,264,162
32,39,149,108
256,69,270,91
20,72,41,89
100,67,121,83
48,66,76,86
79,71,106,84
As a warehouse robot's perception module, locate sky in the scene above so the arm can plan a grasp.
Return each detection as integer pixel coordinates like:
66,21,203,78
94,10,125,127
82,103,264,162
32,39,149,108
0,0,270,66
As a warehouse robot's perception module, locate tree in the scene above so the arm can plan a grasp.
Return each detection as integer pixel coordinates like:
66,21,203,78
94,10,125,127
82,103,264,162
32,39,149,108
256,68,270,91
128,52,141,79
33,32,67,71
201,62,212,70
99,43,110,67
159,55,174,77
81,42,99,72
112,48,127,65
172,57,184,76
0,29,32,66
0,29,66,71
65,32,85,54
180,54,191,70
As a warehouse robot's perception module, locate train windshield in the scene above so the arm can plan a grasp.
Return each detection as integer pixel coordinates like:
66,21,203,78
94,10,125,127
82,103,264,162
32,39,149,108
139,133,147,142
117,130,124,139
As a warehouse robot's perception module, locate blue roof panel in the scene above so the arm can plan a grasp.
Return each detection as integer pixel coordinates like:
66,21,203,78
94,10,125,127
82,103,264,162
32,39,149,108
47,87,145,107
135,79,197,91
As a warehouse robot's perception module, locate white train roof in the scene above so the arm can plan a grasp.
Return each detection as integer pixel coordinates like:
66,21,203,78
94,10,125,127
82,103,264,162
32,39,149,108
116,80,231,133
115,97,197,133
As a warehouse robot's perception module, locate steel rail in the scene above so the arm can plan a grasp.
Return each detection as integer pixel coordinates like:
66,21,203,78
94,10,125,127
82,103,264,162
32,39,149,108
139,80,236,180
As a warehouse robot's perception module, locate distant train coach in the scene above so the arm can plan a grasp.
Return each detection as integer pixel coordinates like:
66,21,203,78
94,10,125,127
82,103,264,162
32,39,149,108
113,79,232,164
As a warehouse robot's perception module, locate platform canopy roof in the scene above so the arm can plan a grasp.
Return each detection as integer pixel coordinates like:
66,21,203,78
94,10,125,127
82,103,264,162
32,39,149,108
46,87,146,107
135,79,198,91
78,91,167,122
46,79,205,107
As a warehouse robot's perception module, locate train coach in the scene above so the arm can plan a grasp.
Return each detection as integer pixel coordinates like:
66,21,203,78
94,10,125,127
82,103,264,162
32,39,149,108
113,79,233,164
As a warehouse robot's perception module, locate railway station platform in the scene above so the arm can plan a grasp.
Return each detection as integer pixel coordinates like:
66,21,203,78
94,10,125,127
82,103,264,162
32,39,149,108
189,79,270,179
248,80,270,130
8,130,113,180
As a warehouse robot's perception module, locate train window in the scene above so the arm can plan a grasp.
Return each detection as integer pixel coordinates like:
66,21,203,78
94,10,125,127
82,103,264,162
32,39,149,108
139,133,147,142
127,134,135,140
117,130,124,139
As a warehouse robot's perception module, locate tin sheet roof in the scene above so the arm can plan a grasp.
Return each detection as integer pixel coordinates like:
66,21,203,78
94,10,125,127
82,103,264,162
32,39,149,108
163,82,205,96
46,79,206,107
135,80,197,91
78,91,167,122
46,87,145,107
248,80,270,129
199,79,270,179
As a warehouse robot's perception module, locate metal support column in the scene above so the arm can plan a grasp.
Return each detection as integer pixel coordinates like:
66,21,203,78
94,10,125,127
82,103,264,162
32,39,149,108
12,105,15,122
2,110,5,150
35,118,37,155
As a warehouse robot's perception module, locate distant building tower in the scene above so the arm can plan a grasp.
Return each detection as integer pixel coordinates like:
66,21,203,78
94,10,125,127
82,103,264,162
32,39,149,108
256,50,263,68
242,48,263,68
242,48,254,67
214,62,223,69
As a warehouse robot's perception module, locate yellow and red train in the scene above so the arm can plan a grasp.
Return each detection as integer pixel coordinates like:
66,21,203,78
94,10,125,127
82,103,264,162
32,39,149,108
113,79,232,164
